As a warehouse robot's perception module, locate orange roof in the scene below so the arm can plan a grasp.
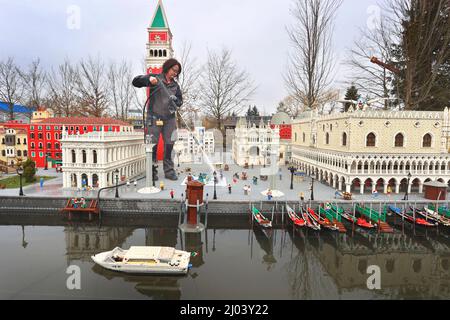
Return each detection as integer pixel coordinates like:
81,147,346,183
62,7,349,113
33,117,131,126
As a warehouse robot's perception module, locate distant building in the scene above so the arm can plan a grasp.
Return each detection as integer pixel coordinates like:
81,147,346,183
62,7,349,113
0,101,33,123
176,126,215,164
270,112,293,165
0,120,30,170
232,118,280,167
29,117,131,168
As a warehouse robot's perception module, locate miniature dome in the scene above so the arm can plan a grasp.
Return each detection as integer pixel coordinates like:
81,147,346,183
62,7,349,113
271,112,291,125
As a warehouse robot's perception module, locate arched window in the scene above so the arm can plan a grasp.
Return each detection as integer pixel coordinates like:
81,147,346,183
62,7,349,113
23,150,28,157
93,150,97,164
17,150,22,157
71,150,76,163
395,133,404,147
82,150,87,164
423,134,432,148
47,142,51,149
342,132,347,146
366,133,376,147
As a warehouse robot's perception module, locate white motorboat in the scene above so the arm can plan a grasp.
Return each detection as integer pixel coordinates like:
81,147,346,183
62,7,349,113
91,246,192,275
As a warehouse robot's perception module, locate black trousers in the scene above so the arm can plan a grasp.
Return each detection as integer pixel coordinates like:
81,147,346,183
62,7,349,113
148,117,177,176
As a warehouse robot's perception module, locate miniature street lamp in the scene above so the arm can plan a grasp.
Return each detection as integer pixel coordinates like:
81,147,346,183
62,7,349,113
173,142,183,168
288,165,296,190
44,152,48,170
17,165,24,196
213,171,218,200
114,169,120,198
403,172,412,201
310,177,315,201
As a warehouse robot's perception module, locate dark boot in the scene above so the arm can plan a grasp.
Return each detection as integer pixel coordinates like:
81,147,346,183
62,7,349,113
152,166,159,181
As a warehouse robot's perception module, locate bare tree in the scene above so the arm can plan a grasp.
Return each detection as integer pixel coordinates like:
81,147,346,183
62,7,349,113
176,41,202,128
0,57,24,120
76,56,109,117
198,48,257,130
346,19,397,110
285,0,343,110
277,95,303,118
108,60,134,120
387,0,450,110
21,58,47,111
47,59,80,117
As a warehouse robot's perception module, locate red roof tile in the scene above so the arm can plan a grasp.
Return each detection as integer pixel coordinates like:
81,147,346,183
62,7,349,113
33,117,131,126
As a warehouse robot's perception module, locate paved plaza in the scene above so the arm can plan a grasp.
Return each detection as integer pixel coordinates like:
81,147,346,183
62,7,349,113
0,163,444,203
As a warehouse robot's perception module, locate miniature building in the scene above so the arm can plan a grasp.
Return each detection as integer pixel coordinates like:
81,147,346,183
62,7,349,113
270,112,292,165
176,125,215,164
291,108,450,195
232,118,280,167
61,128,145,189
0,120,29,170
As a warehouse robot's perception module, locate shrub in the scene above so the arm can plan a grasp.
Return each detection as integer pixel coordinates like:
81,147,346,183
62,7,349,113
22,159,36,183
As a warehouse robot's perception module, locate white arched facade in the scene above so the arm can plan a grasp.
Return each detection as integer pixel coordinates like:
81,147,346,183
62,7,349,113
61,131,146,189
292,146,450,195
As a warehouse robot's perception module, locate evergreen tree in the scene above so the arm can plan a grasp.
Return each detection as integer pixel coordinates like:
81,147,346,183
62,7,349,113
344,85,360,112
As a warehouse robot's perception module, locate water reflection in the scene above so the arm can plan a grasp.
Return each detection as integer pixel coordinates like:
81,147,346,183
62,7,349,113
2,216,450,299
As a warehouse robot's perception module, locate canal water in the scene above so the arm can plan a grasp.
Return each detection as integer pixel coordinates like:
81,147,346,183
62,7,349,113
1,215,450,300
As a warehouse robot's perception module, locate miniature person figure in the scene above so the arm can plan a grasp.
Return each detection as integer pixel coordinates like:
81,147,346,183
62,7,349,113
335,189,340,199
300,192,305,202
40,177,44,189
134,180,138,187
253,176,258,185
267,190,273,201
132,58,183,181
244,185,249,196
80,197,86,208
170,189,175,199
372,188,379,198
247,185,252,195
160,180,165,191
278,168,283,181
220,169,224,180
228,184,232,194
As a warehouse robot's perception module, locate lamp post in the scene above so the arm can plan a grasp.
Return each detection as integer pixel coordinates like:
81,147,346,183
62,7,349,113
213,171,217,200
115,169,119,198
17,166,24,196
403,172,412,201
310,177,315,201
288,165,296,190
44,153,48,170
173,142,183,168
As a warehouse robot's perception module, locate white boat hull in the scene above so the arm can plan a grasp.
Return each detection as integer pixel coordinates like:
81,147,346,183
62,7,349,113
91,247,191,275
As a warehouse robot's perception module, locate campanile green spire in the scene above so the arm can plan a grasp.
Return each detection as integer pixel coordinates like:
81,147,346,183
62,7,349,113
150,0,168,29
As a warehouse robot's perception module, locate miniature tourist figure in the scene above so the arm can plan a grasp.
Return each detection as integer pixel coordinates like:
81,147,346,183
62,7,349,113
134,180,138,187
267,190,273,201
253,176,258,185
244,185,249,196
132,58,183,181
372,188,379,198
170,189,175,199
387,185,392,198
278,168,283,181
228,184,232,194
160,181,165,191
335,189,340,199
300,192,305,202
40,177,44,189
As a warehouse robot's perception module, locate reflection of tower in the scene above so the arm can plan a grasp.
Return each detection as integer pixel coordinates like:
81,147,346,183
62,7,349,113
21,225,28,249
65,226,133,264
184,233,204,268
253,227,276,270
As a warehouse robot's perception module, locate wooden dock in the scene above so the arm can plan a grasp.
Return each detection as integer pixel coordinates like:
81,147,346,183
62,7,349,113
60,199,99,220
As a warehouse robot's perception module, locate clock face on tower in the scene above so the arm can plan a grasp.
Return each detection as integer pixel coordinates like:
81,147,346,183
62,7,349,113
155,35,161,41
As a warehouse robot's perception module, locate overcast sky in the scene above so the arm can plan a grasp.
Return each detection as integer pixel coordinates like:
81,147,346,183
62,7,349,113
0,0,383,114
